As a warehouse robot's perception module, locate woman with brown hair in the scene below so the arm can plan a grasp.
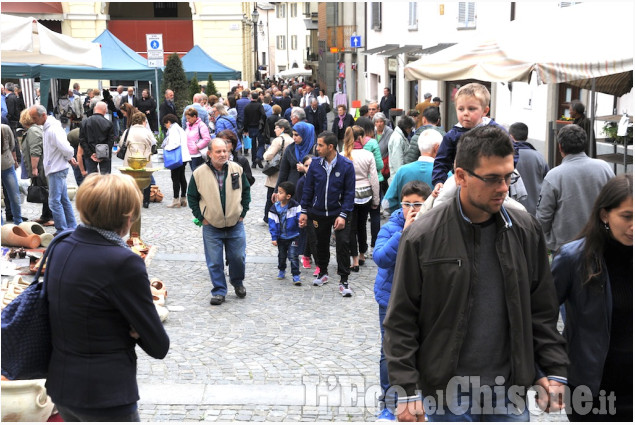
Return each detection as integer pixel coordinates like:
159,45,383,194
552,174,633,421
342,126,379,272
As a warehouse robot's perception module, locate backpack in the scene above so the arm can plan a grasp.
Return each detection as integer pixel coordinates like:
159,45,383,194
57,97,74,119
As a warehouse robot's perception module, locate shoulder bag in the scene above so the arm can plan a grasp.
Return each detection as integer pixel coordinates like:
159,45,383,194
116,128,130,160
27,180,48,204
95,143,110,160
164,128,184,170
262,138,286,177
1,230,73,380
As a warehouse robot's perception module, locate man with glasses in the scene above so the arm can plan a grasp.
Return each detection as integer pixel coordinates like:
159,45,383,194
384,125,569,421
383,129,443,213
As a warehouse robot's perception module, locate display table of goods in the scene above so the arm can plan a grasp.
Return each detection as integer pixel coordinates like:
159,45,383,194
1,234,168,421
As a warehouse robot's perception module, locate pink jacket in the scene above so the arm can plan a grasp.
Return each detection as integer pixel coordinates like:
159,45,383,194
185,118,211,156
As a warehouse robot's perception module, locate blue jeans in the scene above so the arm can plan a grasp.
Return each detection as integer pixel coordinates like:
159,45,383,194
425,383,529,422
190,156,205,172
202,221,246,296
378,304,397,412
277,238,300,276
1,166,22,224
48,168,77,232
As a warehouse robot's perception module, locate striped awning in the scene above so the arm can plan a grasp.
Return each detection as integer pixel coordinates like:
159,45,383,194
567,71,634,98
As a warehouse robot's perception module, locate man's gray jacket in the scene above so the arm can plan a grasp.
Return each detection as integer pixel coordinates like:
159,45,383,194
536,152,614,252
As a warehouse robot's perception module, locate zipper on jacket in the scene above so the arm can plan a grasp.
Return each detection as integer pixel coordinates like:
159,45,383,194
323,161,330,215
422,258,462,267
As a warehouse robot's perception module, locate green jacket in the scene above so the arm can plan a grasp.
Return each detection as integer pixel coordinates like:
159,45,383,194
187,161,251,227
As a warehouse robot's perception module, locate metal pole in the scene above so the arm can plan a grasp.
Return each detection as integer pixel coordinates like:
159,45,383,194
155,67,160,133
590,78,597,158
254,23,259,82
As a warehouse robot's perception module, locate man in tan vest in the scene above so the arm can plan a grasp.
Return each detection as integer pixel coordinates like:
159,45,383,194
187,138,251,306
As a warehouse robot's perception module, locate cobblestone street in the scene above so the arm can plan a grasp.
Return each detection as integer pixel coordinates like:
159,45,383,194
14,154,568,422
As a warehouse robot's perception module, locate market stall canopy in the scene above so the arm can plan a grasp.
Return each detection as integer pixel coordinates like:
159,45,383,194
39,29,158,81
0,14,101,68
35,30,160,110
181,45,241,81
274,68,312,79
404,2,633,96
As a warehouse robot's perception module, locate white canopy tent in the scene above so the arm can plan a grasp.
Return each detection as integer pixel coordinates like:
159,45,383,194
274,68,312,79
404,3,633,95
404,3,633,158
1,14,102,68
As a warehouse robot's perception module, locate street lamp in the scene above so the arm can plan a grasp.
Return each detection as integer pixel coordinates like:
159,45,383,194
252,7,259,83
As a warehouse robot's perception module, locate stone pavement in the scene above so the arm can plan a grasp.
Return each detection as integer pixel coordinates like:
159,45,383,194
15,154,567,422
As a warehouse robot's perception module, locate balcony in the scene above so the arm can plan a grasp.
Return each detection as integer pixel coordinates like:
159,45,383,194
326,25,357,52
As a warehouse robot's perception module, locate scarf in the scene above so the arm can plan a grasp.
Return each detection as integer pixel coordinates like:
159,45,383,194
338,114,345,129
293,121,316,162
79,223,130,250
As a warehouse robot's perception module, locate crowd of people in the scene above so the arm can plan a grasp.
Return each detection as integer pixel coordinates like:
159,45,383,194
1,77,631,422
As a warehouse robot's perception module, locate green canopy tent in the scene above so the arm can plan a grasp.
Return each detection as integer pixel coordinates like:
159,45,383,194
37,30,161,112
181,45,241,81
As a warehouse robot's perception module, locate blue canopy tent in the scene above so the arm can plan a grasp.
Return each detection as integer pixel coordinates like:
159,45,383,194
181,45,241,81
37,30,161,111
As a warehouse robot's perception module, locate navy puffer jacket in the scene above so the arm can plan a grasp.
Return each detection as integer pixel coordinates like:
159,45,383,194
373,208,405,308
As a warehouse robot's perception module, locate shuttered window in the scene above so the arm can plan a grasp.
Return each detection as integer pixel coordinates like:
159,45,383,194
291,35,298,50
371,2,382,31
277,35,286,50
408,2,417,29
458,2,476,29
276,3,286,18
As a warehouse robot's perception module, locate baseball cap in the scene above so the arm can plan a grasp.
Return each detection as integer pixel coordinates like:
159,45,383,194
433,97,442,103
424,93,432,99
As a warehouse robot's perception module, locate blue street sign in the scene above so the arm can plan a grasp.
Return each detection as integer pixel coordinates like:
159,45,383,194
350,36,362,48
150,40,160,50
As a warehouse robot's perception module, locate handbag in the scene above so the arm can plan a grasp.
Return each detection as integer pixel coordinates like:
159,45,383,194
27,181,48,204
262,139,286,177
164,145,183,170
95,143,110,160
116,128,130,160
1,231,72,380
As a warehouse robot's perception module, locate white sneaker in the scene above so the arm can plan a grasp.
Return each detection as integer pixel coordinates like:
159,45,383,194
312,274,329,286
339,282,353,297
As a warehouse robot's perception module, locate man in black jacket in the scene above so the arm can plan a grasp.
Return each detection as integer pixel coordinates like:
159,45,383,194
379,87,396,118
243,92,266,168
384,126,568,421
304,98,327,135
5,83,25,133
159,89,176,135
79,102,115,174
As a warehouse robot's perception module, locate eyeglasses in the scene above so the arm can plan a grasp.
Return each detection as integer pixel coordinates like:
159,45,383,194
463,169,519,186
401,202,424,210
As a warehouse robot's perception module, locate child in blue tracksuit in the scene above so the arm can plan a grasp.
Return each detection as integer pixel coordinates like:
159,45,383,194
268,181,302,285
372,180,431,421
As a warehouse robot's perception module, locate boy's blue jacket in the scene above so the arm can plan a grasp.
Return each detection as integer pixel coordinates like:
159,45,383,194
268,198,301,241
432,118,515,186
373,208,406,308
300,153,356,219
